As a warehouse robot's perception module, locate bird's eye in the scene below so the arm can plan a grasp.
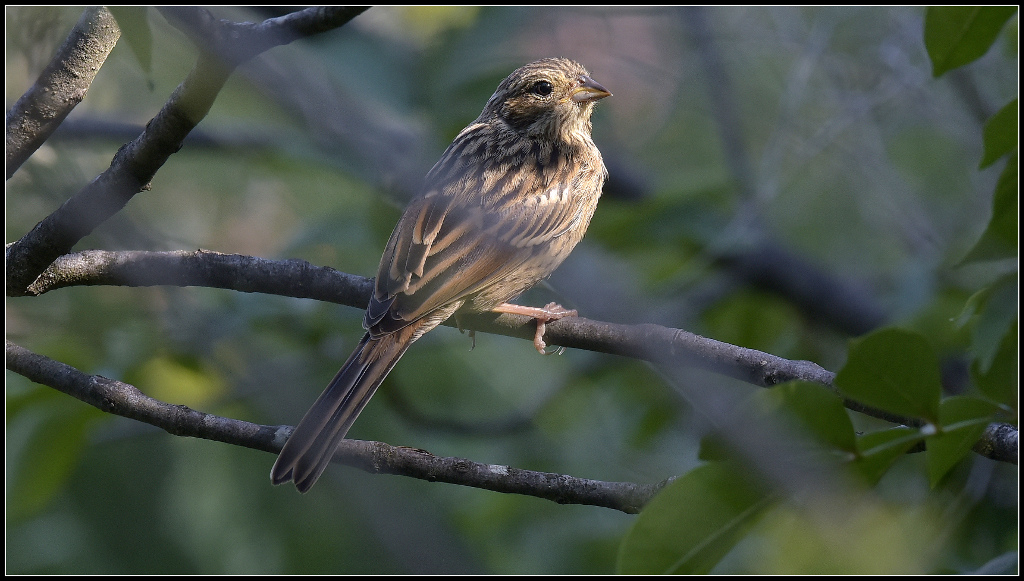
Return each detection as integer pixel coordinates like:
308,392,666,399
530,80,553,97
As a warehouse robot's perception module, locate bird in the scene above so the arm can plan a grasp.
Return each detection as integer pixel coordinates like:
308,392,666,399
271,57,611,492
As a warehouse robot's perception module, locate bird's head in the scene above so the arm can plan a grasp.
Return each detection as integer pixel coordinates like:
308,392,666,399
482,57,611,145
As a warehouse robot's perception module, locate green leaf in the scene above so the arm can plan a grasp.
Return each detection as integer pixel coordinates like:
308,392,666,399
954,286,991,329
699,383,857,466
852,427,923,485
971,320,1018,410
835,328,942,423
925,6,1018,77
697,433,732,462
618,463,773,574
757,381,858,454
926,396,1002,486
967,274,1019,373
981,99,1018,168
108,6,153,74
959,154,1019,264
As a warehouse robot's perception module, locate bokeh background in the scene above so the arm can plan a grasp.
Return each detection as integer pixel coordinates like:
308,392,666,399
6,6,1017,574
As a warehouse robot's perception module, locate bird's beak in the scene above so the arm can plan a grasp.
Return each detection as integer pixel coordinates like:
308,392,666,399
571,75,612,103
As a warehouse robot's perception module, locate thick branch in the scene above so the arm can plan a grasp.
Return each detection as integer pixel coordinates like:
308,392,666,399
21,249,1018,464
157,6,369,67
5,53,229,295
5,7,121,178
24,250,839,390
5,6,368,296
5,340,662,513
25,248,373,306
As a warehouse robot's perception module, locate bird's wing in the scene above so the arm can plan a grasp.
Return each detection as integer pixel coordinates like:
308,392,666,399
365,132,600,335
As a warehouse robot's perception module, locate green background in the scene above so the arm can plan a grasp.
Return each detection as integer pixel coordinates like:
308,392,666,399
6,6,1017,574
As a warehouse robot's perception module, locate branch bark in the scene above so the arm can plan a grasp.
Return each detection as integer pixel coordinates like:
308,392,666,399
18,248,1020,465
5,6,368,296
5,339,662,514
5,7,121,178
4,7,1015,517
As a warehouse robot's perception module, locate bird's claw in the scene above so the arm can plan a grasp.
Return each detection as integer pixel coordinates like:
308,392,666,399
532,302,576,355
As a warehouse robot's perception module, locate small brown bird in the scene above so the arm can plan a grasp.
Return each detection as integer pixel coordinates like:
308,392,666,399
271,57,611,492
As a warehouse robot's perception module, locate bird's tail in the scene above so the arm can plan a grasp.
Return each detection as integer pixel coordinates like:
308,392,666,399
271,331,412,492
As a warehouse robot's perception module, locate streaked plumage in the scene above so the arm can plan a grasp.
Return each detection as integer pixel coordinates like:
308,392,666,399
272,57,610,492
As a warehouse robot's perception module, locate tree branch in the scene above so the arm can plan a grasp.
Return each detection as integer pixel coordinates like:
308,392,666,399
5,6,368,296
156,6,369,68
5,339,662,514
4,7,1014,520
20,248,1018,464
5,7,121,178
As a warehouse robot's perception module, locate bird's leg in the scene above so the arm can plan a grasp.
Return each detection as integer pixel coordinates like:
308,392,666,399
454,313,477,350
492,302,578,355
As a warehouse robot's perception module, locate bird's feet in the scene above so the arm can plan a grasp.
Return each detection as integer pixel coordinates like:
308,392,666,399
492,302,578,354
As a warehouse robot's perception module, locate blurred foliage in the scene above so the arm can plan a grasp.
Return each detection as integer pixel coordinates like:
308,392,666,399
618,462,774,574
5,6,1017,574
924,6,1018,76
